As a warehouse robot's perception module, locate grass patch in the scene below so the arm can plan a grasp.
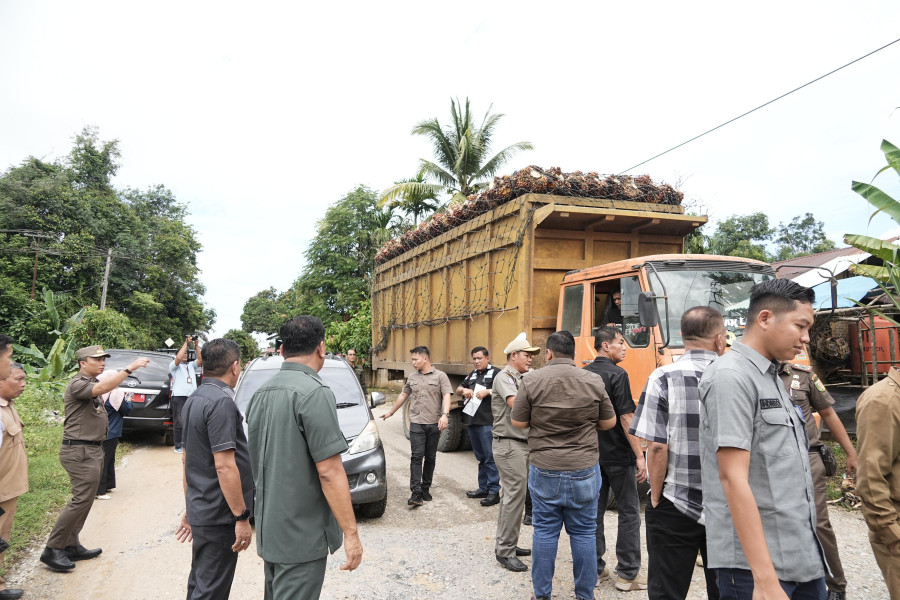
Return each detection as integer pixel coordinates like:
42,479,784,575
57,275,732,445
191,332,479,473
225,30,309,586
823,438,856,502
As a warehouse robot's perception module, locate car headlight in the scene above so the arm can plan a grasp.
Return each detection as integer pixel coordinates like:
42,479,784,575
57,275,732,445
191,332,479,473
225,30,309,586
347,420,382,455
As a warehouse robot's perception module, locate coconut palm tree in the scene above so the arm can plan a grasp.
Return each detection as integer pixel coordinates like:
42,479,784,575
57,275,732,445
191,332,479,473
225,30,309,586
380,97,533,208
383,172,440,226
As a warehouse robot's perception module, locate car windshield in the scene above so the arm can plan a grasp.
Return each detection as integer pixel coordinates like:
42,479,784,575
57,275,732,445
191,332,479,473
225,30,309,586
647,265,774,347
234,362,362,415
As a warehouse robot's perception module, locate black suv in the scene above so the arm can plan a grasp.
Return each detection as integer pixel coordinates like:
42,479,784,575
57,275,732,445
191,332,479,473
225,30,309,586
234,354,389,518
105,349,178,445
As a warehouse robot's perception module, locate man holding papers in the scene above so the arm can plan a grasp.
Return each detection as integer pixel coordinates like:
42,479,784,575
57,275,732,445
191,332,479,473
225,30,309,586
457,347,502,506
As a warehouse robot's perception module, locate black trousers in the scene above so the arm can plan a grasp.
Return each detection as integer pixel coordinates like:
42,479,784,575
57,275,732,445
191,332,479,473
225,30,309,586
97,438,118,495
187,523,239,600
172,395,188,448
645,495,719,600
409,422,440,493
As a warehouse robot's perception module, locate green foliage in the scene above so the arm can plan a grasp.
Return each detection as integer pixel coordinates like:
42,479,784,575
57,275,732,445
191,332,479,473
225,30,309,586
380,172,440,226
70,305,153,350
240,287,288,336
283,186,382,327
0,127,214,353
11,289,86,381
223,328,260,365
773,213,836,261
380,98,533,207
326,300,372,365
707,212,774,260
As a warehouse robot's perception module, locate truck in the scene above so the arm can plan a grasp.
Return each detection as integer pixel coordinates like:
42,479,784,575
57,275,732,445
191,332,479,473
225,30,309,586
371,190,775,451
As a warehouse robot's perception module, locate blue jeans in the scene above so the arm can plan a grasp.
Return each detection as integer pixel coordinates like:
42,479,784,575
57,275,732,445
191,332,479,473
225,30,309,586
715,568,826,600
529,463,601,600
468,425,500,494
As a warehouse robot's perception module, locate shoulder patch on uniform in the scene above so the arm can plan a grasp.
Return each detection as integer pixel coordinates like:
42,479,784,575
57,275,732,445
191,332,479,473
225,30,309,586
790,363,812,372
814,379,826,392
506,375,515,385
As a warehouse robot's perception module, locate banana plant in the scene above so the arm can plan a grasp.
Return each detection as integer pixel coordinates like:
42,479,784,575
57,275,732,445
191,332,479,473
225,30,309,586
12,289,87,381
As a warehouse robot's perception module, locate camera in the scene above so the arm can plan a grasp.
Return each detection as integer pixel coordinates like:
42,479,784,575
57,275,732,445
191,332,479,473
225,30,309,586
190,334,199,342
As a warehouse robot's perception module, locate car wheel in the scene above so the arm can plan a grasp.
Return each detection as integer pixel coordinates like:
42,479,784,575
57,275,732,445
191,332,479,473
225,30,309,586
437,411,462,452
356,484,387,519
164,429,175,446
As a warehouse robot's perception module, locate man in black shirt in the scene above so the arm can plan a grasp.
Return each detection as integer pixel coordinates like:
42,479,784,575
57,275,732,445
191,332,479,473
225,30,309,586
175,339,254,600
584,326,647,591
457,347,502,506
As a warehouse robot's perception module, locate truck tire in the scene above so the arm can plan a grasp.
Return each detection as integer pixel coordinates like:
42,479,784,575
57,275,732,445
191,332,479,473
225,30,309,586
164,429,175,446
459,425,472,451
402,402,411,440
356,484,388,519
437,411,463,452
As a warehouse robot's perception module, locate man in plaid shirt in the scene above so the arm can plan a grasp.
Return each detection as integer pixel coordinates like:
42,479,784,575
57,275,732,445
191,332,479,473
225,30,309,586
630,306,726,600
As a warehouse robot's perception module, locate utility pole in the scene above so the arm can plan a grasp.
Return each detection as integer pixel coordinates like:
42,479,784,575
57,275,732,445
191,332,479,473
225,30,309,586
23,232,43,299
100,248,112,310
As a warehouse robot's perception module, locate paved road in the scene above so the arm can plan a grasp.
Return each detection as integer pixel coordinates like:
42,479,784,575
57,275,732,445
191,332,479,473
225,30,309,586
7,399,890,599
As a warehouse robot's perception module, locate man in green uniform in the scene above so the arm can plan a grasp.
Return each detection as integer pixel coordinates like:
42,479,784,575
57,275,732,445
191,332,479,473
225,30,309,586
40,345,150,572
247,316,363,600
778,362,857,600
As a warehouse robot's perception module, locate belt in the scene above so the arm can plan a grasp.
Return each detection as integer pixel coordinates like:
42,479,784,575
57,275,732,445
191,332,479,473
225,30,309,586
494,436,527,443
62,439,103,446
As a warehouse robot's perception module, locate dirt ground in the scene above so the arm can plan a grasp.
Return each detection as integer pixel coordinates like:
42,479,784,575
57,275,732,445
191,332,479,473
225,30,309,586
7,396,890,599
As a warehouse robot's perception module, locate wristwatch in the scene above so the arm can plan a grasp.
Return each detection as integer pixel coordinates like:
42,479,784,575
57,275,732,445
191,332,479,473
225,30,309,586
234,508,251,522
441,412,450,417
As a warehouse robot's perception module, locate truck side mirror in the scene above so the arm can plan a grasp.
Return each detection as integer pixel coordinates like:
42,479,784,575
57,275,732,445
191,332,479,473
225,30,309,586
638,292,659,328
370,392,386,408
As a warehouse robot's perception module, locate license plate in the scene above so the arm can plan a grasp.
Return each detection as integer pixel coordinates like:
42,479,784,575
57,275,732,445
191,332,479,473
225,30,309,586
131,393,146,403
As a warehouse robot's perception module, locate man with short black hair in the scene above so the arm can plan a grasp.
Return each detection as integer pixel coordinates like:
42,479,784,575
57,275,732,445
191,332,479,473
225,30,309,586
382,346,452,506
170,335,203,454
700,279,826,599
41,345,150,572
585,326,647,591
176,338,253,600
0,362,27,600
512,331,618,600
248,316,363,599
345,348,368,396
458,346,502,506
631,306,725,600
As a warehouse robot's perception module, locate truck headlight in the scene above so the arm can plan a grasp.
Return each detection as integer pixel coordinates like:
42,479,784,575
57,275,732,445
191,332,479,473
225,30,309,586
348,420,382,455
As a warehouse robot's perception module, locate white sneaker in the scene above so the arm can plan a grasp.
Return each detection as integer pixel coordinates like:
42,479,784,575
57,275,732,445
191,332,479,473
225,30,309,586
174,447,184,454
96,494,112,500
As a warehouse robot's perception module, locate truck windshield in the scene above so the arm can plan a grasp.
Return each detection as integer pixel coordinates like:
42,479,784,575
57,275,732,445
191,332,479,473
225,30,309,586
647,265,773,348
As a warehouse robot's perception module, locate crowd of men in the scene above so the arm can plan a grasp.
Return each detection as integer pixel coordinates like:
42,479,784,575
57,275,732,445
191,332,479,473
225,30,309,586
2,277,900,599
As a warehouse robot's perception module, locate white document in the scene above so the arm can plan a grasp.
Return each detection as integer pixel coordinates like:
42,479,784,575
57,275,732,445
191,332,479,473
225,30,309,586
462,383,487,417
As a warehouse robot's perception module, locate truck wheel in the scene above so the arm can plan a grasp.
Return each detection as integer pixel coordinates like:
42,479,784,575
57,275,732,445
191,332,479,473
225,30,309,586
459,425,472,451
356,484,388,519
402,402,411,440
437,411,462,452
606,488,617,511
164,430,175,446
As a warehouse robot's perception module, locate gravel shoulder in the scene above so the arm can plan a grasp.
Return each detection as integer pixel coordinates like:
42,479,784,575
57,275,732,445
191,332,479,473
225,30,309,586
7,395,889,599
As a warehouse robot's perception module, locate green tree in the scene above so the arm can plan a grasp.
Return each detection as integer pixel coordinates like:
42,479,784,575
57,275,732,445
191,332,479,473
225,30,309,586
284,186,381,327
773,213,836,261
380,98,534,207
382,172,439,225
325,300,372,365
708,213,774,261
241,287,287,335
223,329,260,365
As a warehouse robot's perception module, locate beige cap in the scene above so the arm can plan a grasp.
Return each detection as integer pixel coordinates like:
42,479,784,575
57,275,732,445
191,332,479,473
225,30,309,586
75,345,111,360
504,332,540,355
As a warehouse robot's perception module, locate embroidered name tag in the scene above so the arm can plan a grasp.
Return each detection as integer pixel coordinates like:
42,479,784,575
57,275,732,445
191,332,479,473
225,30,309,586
759,398,781,410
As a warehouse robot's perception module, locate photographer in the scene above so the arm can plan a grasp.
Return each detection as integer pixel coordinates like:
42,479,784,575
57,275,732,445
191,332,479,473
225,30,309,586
170,335,203,454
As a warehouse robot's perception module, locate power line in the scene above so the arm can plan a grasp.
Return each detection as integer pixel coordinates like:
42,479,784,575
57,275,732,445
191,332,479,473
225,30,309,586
618,36,900,175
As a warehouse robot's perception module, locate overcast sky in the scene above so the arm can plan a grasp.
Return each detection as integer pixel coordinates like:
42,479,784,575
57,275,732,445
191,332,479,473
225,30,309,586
2,1,899,340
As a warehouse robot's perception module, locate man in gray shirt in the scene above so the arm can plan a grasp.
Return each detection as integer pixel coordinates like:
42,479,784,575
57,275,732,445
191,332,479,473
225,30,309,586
699,279,826,599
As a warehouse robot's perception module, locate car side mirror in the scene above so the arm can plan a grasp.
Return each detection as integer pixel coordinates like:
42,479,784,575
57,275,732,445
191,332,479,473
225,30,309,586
638,291,659,328
370,392,385,408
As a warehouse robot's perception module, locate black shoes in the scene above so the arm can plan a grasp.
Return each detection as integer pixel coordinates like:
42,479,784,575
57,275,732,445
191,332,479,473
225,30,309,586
0,589,24,599
523,512,532,526
40,547,75,571
826,592,846,600
481,493,500,506
408,492,423,507
496,553,528,572
515,546,531,556
466,489,488,499
65,544,102,561
421,489,433,502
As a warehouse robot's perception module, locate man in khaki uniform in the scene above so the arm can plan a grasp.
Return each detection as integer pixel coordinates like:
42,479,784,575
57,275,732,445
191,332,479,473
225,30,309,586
492,333,539,573
779,362,856,600
39,346,150,572
856,367,900,599
381,346,452,506
0,362,27,600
